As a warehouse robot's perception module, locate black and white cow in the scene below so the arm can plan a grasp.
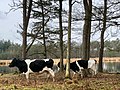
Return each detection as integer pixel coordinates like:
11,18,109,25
9,58,55,81
57,59,97,77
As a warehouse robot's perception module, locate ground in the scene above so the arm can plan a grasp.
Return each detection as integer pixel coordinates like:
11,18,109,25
0,72,120,90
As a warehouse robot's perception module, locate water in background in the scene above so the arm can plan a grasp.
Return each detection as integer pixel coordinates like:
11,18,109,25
103,62,120,73
0,66,18,73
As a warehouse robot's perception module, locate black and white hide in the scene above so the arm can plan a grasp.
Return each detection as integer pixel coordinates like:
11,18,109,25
9,58,55,81
57,59,97,77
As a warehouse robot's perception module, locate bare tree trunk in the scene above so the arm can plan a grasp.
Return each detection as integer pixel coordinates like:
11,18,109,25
82,0,92,60
65,0,72,79
22,0,27,59
59,0,64,71
22,0,32,59
40,0,47,59
98,0,107,72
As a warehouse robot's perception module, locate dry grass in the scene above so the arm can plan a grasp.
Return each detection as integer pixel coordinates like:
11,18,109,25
0,72,120,90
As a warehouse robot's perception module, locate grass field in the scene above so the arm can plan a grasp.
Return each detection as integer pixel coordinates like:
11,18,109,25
0,72,120,90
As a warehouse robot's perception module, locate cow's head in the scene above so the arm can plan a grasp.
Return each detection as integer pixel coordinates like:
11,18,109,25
9,58,19,67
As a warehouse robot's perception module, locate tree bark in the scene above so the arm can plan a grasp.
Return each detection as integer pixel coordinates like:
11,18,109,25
22,0,32,59
65,0,72,79
82,0,92,60
98,0,107,72
59,0,64,71
40,0,47,59
22,0,27,59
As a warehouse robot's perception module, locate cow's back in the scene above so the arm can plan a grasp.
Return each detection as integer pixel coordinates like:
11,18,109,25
77,60,88,69
29,60,46,72
70,62,79,72
45,59,54,68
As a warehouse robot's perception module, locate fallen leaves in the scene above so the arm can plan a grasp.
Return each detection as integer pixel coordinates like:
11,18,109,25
0,73,120,90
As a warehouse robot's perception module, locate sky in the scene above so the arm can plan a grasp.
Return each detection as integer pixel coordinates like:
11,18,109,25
0,0,22,44
0,0,120,45
0,0,82,44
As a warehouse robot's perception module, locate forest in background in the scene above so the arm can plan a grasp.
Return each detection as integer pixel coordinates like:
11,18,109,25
1,38,120,60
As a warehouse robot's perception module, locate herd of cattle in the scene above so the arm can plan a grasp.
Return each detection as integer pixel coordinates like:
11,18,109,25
9,58,97,81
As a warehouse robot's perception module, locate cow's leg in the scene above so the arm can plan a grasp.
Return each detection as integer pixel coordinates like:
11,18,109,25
25,72,29,82
70,70,76,79
79,67,84,78
72,72,76,78
42,67,55,81
81,71,84,78
94,64,97,75
43,71,51,82
80,69,84,78
46,73,50,82
48,69,55,82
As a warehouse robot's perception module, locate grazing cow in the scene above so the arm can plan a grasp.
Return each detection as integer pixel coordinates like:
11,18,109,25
57,59,97,77
9,58,55,81
76,59,97,77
